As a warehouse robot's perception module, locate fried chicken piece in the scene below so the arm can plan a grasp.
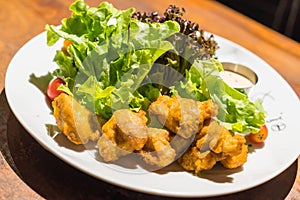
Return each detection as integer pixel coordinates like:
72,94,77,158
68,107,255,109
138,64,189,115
178,123,224,173
139,128,176,167
178,121,248,173
178,148,219,173
52,93,100,144
98,109,148,162
148,95,218,139
197,121,246,156
169,133,194,157
220,144,248,169
97,116,129,162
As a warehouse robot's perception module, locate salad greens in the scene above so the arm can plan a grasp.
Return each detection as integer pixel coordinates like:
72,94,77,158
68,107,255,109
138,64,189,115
46,0,266,134
172,59,265,133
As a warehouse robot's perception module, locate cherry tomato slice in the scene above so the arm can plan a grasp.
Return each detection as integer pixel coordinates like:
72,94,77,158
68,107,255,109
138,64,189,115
47,77,65,100
247,124,268,144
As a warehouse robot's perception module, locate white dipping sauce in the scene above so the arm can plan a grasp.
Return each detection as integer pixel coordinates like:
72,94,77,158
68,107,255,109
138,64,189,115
220,70,254,89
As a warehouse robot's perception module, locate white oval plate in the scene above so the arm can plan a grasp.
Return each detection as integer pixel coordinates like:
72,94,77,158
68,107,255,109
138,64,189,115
5,31,300,198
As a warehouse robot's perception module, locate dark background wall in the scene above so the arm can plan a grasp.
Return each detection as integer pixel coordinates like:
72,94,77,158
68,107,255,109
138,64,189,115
216,0,300,42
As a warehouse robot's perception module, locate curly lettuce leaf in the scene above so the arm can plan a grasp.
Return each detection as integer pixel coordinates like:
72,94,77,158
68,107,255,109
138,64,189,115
46,0,180,119
45,0,265,131
172,59,266,134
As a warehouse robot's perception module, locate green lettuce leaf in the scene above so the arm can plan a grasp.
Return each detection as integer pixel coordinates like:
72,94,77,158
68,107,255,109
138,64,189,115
172,59,266,134
46,0,180,119
45,0,266,132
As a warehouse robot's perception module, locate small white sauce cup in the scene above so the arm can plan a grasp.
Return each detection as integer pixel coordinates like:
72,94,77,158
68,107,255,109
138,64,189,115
220,62,258,94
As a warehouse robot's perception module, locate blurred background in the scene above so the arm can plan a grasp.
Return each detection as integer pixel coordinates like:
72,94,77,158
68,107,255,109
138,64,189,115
217,0,300,42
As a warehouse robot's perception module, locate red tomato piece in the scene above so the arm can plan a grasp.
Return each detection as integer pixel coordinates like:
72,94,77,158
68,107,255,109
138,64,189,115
47,77,65,100
247,124,268,144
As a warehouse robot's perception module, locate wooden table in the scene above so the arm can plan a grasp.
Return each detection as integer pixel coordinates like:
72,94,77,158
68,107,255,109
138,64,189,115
1,0,300,199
